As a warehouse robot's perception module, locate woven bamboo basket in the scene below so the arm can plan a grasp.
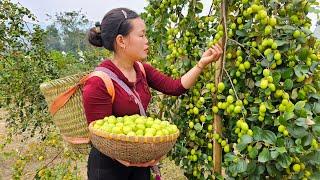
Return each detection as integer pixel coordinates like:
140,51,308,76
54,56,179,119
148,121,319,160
89,121,180,163
40,72,91,154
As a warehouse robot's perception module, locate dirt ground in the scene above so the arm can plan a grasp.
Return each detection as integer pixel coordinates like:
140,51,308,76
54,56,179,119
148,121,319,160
0,109,186,180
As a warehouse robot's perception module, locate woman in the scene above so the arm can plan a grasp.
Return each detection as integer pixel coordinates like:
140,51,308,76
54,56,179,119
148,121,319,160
83,7,222,180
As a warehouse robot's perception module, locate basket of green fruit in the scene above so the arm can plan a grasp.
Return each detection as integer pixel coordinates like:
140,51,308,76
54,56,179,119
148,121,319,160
88,114,180,163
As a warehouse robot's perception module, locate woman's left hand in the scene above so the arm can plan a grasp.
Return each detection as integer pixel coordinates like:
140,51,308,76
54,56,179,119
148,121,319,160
199,42,223,68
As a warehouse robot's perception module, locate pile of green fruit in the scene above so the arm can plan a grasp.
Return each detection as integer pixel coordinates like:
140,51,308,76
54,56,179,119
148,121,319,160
92,115,179,137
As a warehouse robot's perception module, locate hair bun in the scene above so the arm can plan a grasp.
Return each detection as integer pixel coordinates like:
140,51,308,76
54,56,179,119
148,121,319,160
88,27,103,47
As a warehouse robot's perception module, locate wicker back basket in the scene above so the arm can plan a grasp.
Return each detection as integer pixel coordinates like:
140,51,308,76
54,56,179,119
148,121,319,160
88,121,180,163
40,72,91,154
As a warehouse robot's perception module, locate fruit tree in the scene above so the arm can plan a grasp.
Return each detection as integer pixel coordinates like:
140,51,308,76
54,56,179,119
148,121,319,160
142,0,320,179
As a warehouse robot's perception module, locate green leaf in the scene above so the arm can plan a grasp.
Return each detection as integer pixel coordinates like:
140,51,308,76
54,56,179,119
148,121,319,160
258,148,271,163
195,2,203,13
313,102,320,114
261,130,277,145
253,126,263,141
301,134,312,146
303,151,320,165
236,30,248,37
274,40,288,47
283,112,295,121
276,147,287,154
294,65,309,77
313,117,320,136
287,125,308,138
282,68,294,80
247,161,257,174
278,153,291,168
206,115,213,121
266,163,280,177
249,147,258,159
295,101,306,111
272,71,281,84
237,135,253,151
240,134,253,144
194,123,202,132
271,150,279,159
284,79,293,90
291,88,298,100
298,48,309,61
295,118,308,129
295,109,308,118
236,159,248,173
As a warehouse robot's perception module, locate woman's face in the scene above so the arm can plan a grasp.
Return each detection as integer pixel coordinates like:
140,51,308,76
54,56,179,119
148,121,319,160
121,18,149,61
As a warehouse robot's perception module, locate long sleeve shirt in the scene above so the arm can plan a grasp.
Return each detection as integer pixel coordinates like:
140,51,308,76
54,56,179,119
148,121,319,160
82,59,187,124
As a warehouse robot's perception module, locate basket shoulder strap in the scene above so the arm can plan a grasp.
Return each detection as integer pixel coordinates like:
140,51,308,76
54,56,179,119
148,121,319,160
49,74,90,115
88,71,115,102
94,67,146,116
136,61,146,78
49,72,115,116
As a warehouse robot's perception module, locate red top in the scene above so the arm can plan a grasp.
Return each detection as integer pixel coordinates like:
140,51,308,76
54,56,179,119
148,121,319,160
82,60,187,124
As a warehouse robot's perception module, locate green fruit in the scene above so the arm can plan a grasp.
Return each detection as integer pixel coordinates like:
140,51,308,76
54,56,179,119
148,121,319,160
193,107,199,115
260,79,269,89
189,121,194,128
239,64,245,72
230,23,236,30
279,104,286,112
271,42,278,49
278,125,285,133
227,95,234,104
259,104,267,113
237,17,243,24
212,106,219,113
221,140,227,147
274,52,281,60
269,17,277,26
263,69,270,77
264,25,272,35
283,130,289,136
200,115,206,122
241,123,249,131
218,82,225,92
264,48,272,56
267,76,273,83
268,83,276,91
242,0,248,4
224,145,230,153
293,30,301,38
213,133,220,140
293,164,301,172
234,106,242,114
244,61,251,69
236,120,242,128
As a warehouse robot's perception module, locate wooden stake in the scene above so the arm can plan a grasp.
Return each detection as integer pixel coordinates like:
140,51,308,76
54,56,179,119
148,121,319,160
213,0,227,174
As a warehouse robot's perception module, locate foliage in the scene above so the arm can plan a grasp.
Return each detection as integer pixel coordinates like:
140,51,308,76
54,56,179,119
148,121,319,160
143,0,320,179
44,10,92,53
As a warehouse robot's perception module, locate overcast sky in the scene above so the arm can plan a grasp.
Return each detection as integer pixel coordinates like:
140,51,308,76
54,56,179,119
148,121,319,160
12,0,318,31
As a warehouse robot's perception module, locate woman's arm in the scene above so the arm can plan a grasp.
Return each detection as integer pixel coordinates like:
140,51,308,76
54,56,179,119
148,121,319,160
144,43,222,95
181,43,223,89
82,77,113,124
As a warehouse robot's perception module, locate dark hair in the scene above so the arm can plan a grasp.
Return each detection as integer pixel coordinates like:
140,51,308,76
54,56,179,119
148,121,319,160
88,8,139,51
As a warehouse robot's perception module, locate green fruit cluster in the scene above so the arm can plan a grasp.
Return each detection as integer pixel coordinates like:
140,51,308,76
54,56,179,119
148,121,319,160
93,115,179,137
